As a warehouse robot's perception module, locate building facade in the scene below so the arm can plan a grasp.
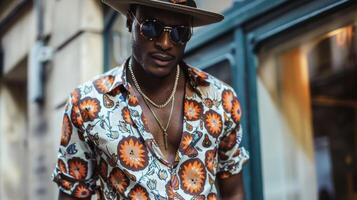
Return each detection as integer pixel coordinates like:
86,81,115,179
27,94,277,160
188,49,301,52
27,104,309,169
0,0,103,199
0,0,356,200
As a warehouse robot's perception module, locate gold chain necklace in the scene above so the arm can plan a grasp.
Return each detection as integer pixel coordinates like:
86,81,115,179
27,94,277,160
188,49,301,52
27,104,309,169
128,59,180,108
142,96,175,150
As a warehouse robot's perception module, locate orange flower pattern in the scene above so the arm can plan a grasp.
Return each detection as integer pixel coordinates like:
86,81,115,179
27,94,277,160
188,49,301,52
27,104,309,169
73,183,91,198
222,89,234,113
60,114,72,147
188,67,210,86
68,157,88,180
179,132,193,153
184,99,203,121
179,132,199,157
231,97,242,123
205,149,217,174
79,97,101,122
118,136,148,171
70,105,83,128
108,167,130,195
58,159,67,174
204,110,223,138
129,185,149,200
93,75,115,94
53,62,249,199
179,159,206,195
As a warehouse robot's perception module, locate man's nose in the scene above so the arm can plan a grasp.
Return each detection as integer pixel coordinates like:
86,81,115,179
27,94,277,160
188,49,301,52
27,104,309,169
155,30,173,51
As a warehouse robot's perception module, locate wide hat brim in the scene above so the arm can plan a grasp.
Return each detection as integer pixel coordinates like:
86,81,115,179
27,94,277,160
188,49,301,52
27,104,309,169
102,0,224,27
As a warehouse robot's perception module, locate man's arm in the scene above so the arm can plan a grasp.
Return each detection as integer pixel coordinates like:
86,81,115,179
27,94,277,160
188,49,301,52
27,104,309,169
58,190,91,200
217,172,245,200
53,92,98,200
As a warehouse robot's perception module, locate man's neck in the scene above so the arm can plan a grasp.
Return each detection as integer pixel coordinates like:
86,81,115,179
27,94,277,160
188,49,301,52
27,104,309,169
128,58,183,101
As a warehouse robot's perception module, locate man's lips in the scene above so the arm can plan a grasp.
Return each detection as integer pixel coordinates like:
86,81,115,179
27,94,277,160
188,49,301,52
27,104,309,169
151,53,175,61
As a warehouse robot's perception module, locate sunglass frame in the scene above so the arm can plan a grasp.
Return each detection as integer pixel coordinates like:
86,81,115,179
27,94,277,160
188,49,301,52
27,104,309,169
131,13,193,45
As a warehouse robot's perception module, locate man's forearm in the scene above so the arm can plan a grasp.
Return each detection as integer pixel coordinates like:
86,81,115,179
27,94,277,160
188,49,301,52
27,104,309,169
218,172,245,200
221,192,244,200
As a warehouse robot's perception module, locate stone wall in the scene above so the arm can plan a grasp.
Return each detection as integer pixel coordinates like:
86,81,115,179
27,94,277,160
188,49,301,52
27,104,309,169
0,0,104,199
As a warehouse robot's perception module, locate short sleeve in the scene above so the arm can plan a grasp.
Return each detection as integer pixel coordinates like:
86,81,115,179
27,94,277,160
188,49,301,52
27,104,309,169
52,92,98,198
217,90,249,179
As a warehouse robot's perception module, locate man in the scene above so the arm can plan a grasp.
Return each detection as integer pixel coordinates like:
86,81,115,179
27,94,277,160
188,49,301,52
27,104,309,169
53,0,249,199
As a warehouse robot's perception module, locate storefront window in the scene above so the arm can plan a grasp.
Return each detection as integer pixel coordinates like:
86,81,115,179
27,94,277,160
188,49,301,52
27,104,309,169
257,13,357,200
203,60,233,86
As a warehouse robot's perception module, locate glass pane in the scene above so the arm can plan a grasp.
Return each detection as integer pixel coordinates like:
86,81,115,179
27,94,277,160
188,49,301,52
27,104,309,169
257,12,357,200
203,60,233,86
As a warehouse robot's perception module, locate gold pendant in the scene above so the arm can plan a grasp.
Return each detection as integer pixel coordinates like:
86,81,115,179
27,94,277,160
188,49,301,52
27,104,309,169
163,131,168,150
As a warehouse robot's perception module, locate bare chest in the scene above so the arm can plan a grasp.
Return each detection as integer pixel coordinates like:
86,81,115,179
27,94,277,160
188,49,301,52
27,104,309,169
130,86,185,164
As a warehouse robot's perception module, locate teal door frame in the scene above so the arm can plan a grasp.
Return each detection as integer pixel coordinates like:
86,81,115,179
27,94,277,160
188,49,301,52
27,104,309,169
185,0,356,199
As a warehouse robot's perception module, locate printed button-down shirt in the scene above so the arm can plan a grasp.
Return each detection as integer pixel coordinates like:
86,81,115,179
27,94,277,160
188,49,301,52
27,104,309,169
52,60,249,200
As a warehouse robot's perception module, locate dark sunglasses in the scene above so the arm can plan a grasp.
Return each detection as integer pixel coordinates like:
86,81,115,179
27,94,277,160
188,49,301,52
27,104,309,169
131,13,192,45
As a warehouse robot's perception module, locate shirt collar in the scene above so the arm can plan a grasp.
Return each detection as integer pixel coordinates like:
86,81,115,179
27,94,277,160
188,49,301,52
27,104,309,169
105,58,207,97
104,59,130,94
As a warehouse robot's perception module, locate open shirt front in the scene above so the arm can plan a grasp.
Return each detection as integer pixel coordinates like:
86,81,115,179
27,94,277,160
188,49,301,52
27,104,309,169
52,60,249,199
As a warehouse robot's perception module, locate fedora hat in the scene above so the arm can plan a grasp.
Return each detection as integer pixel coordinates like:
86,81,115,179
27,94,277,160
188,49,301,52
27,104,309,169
102,0,224,27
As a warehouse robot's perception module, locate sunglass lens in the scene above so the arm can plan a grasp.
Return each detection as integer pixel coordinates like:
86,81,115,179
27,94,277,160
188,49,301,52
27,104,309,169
171,27,191,43
141,21,163,38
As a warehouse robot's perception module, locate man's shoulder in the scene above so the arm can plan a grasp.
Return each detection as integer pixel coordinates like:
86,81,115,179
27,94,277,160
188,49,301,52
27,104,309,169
187,65,237,98
69,67,123,102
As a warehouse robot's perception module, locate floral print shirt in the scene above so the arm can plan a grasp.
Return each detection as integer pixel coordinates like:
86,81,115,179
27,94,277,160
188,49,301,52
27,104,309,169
52,60,249,200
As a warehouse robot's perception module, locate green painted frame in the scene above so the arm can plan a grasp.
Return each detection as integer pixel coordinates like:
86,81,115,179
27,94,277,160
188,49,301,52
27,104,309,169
184,0,355,199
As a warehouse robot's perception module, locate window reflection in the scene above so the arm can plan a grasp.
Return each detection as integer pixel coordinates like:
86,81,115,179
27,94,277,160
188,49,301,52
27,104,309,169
203,60,233,86
258,20,357,200
309,24,357,200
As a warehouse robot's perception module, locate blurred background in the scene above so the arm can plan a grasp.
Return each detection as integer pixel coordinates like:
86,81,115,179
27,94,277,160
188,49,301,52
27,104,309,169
0,0,356,200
